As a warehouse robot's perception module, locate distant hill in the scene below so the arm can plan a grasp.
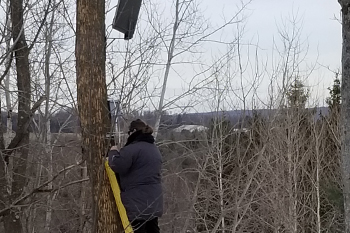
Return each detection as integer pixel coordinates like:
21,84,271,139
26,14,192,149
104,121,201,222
159,107,329,128
1,107,329,133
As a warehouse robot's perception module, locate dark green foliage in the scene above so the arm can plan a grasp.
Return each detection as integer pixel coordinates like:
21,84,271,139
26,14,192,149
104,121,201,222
323,182,344,212
286,78,309,108
326,75,341,114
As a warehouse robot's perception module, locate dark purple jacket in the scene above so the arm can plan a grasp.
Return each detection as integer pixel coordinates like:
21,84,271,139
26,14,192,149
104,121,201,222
108,140,163,221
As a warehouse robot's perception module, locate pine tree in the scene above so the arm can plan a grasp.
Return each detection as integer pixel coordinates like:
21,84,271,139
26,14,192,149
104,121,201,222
326,75,341,114
286,78,309,109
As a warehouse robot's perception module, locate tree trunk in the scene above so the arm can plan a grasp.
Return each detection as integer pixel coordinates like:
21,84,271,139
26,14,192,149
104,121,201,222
76,0,122,232
4,0,14,206
44,4,54,231
153,0,179,139
1,0,32,232
79,162,88,232
5,0,12,116
340,1,350,232
0,99,7,230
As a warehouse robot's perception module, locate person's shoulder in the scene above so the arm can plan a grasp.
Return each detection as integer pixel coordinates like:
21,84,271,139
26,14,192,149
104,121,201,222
123,141,151,151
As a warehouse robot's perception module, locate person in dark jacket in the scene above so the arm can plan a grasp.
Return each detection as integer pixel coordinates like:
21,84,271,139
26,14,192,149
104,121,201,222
108,119,163,233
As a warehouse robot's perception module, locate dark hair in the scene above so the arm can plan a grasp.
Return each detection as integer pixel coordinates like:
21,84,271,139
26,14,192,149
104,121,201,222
128,119,153,134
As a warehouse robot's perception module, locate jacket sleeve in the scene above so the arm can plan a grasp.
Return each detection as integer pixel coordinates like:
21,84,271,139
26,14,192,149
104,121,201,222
108,147,134,175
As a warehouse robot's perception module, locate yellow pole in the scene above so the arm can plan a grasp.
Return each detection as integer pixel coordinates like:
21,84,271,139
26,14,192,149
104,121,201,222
105,161,134,233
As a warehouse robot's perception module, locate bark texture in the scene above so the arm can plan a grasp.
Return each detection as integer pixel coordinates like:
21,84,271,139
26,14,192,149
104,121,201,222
76,0,122,232
340,1,350,232
0,0,32,232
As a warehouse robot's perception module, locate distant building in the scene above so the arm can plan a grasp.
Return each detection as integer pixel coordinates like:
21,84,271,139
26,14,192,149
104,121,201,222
173,125,208,133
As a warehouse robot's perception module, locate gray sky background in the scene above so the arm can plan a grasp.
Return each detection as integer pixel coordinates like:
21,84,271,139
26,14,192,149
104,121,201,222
247,0,341,106
244,0,341,73
203,0,341,107
175,0,340,109
17,0,337,112
0,0,341,113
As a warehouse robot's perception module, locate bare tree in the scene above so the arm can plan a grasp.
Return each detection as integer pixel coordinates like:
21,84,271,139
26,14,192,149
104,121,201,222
145,0,250,138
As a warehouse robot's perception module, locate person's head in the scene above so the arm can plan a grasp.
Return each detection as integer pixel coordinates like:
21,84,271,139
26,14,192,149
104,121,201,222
128,119,153,135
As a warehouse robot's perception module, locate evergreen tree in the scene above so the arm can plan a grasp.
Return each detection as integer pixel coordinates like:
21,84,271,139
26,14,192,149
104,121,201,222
326,75,341,114
286,78,309,109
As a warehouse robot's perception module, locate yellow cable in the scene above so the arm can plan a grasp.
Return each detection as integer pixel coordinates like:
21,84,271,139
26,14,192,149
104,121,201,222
105,161,134,233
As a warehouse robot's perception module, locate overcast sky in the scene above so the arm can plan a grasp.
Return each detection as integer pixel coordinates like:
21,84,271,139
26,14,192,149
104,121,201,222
203,0,342,106
246,0,341,70
107,0,342,111
205,0,341,66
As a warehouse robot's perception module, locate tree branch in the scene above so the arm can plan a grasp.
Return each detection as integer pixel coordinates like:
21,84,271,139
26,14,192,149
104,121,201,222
0,162,83,217
4,96,46,161
0,51,13,84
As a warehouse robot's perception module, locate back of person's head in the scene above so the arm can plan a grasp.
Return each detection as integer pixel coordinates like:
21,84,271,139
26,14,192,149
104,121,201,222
128,119,153,134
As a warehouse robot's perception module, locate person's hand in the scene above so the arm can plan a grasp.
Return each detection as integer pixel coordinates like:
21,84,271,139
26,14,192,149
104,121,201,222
110,146,119,151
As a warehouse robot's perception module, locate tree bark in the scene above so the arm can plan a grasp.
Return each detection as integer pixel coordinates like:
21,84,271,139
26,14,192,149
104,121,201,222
0,98,7,229
339,1,350,232
1,0,32,232
76,0,123,232
44,3,54,231
4,0,14,212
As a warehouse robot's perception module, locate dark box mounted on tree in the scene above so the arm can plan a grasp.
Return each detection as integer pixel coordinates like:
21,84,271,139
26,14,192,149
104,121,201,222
106,100,122,146
112,0,142,40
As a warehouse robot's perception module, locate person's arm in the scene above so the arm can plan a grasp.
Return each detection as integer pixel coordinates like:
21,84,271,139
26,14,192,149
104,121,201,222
108,146,134,175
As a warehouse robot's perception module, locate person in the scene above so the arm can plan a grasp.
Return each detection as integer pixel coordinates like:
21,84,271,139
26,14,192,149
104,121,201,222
108,119,163,233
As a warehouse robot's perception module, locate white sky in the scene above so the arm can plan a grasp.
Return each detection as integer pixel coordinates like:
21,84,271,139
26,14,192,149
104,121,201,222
0,0,341,113
204,0,341,67
55,0,346,112
246,0,341,107
246,0,341,74
129,0,342,111
201,0,342,108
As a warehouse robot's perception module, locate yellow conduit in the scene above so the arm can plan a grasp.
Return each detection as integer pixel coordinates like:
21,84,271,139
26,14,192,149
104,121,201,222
105,161,134,233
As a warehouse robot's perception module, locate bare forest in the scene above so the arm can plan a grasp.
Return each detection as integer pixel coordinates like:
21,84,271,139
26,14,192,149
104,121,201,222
0,0,348,232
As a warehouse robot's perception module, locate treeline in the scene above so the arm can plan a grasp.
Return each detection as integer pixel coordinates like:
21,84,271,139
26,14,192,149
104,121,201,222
0,78,341,233
158,78,343,232
1,109,80,133
1,106,329,134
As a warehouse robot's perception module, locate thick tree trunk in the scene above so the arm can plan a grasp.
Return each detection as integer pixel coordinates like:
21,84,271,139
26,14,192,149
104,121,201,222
1,0,32,232
340,1,350,232
76,0,122,232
